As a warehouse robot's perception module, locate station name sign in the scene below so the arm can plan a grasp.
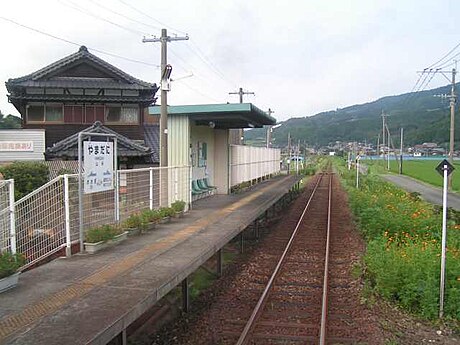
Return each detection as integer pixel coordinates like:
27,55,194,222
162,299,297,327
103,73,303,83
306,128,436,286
83,141,114,194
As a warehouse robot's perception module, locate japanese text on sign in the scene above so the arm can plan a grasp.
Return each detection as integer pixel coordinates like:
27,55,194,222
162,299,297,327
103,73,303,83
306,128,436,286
83,141,114,194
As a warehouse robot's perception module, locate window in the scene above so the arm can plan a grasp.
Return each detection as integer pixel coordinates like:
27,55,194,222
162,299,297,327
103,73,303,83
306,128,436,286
27,104,44,122
105,105,138,124
45,104,63,122
105,89,121,96
27,103,63,123
68,88,84,95
85,89,99,95
122,90,139,97
45,88,64,95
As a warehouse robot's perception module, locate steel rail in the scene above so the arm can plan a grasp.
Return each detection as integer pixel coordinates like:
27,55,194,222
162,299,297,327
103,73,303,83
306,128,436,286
235,173,325,345
319,173,333,345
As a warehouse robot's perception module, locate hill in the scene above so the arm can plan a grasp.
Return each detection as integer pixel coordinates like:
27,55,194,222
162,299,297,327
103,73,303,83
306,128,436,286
245,84,458,148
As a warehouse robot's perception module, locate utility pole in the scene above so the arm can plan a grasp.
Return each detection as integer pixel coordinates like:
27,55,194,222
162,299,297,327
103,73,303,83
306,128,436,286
143,29,188,205
229,87,255,144
287,132,291,174
400,128,404,174
266,108,274,148
421,64,457,189
381,111,390,170
143,29,189,169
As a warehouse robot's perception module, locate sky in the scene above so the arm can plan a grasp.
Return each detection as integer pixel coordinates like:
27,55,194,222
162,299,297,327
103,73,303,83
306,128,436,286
0,0,459,122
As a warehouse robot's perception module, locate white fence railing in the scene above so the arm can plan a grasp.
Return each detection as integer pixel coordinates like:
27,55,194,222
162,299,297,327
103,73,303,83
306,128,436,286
230,145,281,187
0,179,15,254
0,166,190,269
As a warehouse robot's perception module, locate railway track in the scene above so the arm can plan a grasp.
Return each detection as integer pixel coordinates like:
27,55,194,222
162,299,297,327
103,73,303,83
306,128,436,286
152,170,381,344
223,171,366,344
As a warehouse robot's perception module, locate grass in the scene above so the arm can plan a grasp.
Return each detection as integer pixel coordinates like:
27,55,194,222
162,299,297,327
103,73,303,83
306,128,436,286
336,158,460,320
364,159,460,192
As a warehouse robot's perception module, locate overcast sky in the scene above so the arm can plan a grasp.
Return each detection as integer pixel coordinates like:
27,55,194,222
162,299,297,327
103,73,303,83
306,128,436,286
1,0,459,122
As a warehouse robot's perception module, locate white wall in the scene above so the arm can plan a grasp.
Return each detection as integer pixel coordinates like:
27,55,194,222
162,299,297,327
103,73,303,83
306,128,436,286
0,129,45,161
230,145,280,186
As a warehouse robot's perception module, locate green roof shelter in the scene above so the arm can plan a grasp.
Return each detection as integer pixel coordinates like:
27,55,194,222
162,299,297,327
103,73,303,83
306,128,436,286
149,103,276,196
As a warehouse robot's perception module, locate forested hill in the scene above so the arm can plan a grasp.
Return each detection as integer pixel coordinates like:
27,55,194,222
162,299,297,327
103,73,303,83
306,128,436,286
245,83,459,148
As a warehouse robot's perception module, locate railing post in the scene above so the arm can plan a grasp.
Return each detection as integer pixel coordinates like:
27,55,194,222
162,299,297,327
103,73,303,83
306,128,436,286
115,170,120,222
63,175,72,258
149,167,154,210
8,179,16,255
189,165,193,210
174,167,179,202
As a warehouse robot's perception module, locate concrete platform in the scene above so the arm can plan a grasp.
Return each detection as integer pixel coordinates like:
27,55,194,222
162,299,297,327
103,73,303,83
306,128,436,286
0,175,300,345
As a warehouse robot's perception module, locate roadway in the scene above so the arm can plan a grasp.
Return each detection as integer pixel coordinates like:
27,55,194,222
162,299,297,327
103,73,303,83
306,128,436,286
381,174,460,210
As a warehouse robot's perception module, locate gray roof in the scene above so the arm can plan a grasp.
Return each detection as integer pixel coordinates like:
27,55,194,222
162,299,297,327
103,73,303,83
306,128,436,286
143,124,160,163
46,121,151,158
7,46,154,90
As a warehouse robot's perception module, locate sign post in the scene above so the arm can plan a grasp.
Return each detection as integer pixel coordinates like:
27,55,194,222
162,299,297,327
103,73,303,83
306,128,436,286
78,132,117,252
356,155,361,189
435,159,454,318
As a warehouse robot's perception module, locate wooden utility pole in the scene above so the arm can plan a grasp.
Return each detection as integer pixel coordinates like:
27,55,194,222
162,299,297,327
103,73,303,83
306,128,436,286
143,28,189,169
381,111,390,170
448,68,456,189
229,87,255,144
420,65,457,189
399,128,404,174
143,29,188,205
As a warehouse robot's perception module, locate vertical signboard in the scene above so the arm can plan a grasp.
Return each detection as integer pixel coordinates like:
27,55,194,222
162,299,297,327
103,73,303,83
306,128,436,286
83,141,114,194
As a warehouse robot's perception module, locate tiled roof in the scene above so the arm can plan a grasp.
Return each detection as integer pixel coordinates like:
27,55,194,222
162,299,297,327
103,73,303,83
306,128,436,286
6,46,156,91
9,94,155,104
45,121,151,158
143,124,159,163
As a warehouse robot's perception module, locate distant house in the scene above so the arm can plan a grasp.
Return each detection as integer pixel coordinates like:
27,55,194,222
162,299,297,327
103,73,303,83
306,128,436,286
5,46,159,162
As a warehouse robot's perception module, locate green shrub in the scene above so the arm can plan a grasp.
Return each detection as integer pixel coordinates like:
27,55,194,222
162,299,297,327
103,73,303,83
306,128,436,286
85,224,121,243
159,207,175,218
0,162,49,200
0,252,25,279
122,213,145,229
171,200,186,213
141,209,162,223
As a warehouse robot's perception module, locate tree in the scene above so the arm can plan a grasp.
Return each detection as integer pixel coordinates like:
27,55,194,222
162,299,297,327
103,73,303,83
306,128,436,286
0,110,21,129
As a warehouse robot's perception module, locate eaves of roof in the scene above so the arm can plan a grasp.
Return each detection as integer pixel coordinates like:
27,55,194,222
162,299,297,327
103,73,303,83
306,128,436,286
6,46,154,89
8,94,156,104
46,121,151,158
7,78,154,90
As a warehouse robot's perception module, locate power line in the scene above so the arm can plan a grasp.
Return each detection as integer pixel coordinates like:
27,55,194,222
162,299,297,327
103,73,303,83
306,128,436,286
59,0,149,36
87,0,162,32
426,41,460,69
116,0,187,35
0,16,159,68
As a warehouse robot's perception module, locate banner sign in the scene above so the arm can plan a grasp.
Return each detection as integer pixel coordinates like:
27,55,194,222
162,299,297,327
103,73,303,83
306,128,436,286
0,141,33,152
83,141,114,194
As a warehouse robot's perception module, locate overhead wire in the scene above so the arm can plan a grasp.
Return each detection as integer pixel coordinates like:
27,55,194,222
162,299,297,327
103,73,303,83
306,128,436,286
115,0,187,35
87,0,162,32
113,0,238,90
0,16,159,67
59,0,149,36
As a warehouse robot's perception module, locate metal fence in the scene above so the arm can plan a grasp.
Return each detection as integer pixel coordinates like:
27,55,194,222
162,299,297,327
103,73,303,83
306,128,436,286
230,145,281,187
1,166,190,269
0,180,14,254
